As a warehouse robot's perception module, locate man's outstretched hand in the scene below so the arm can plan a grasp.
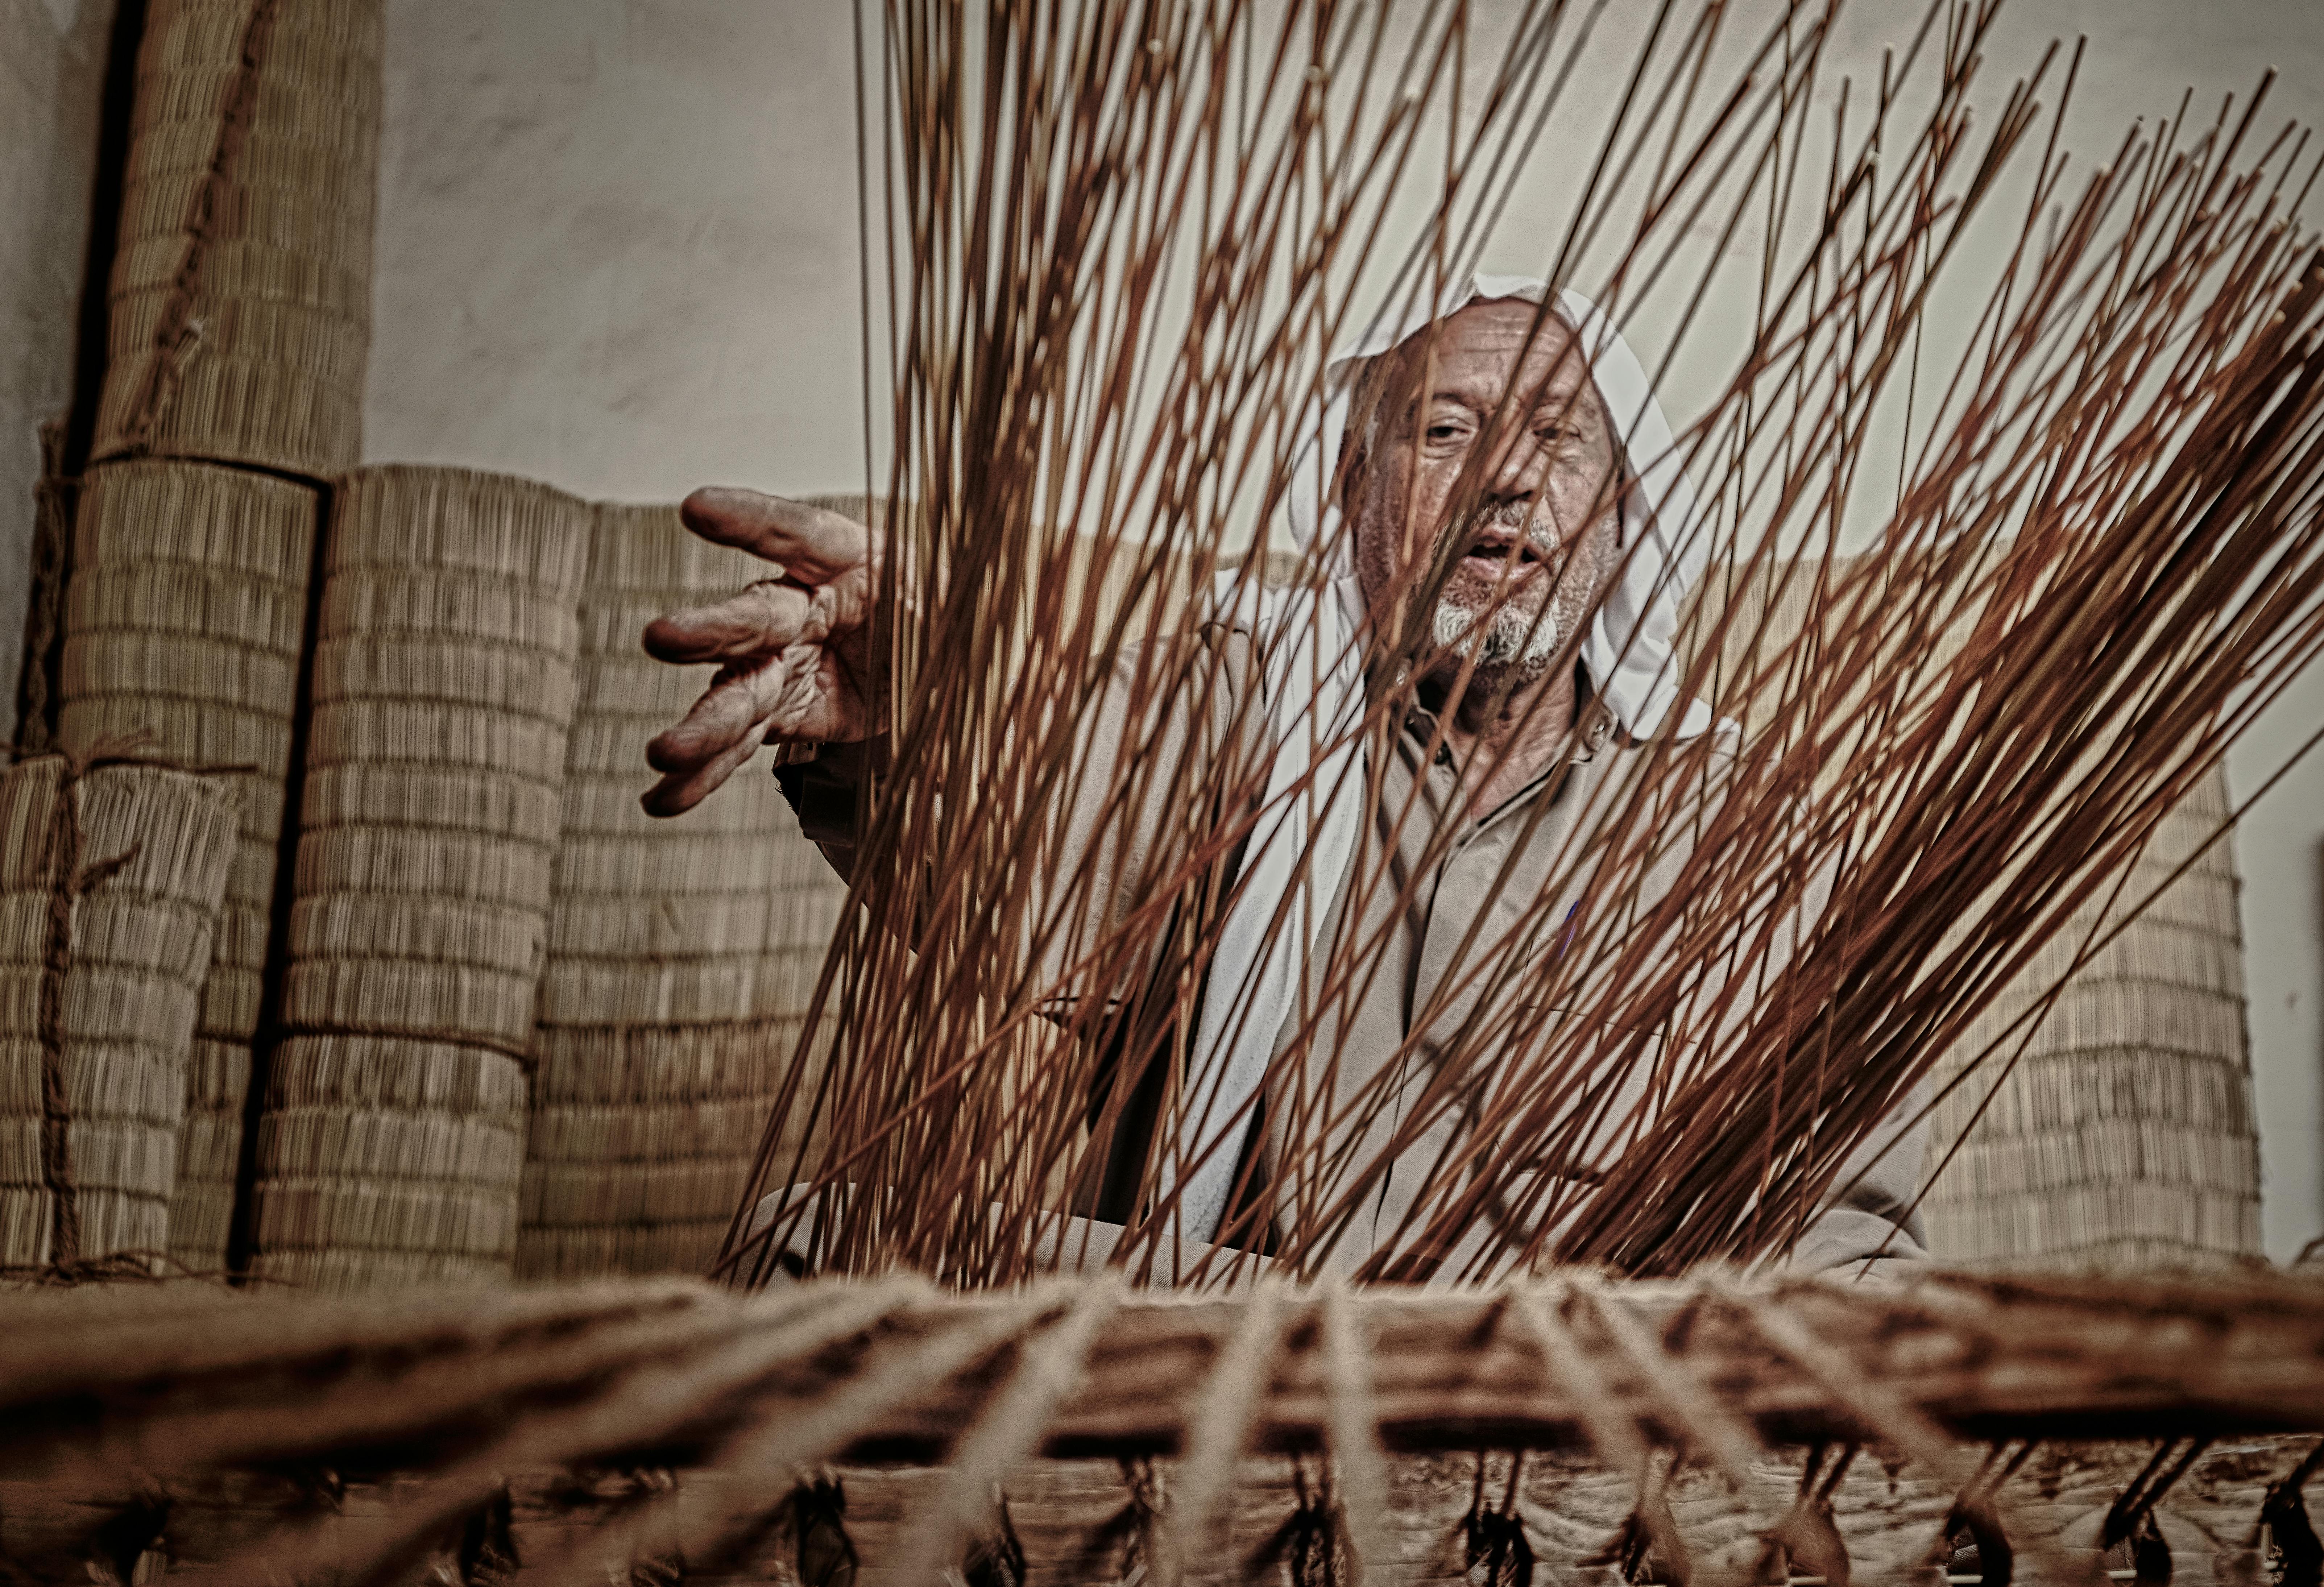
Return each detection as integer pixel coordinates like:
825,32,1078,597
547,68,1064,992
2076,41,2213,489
640,487,882,817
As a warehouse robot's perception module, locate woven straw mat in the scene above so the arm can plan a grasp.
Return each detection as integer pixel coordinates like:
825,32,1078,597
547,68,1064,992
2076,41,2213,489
517,501,848,1280
92,0,382,476
57,459,319,1268
0,758,239,1267
248,465,589,1291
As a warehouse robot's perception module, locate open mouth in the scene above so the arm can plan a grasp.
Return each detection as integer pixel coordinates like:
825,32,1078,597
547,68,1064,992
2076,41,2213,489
1459,531,1555,577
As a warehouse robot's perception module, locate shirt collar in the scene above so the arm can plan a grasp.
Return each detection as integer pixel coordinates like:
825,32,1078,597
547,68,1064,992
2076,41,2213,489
1398,684,1613,767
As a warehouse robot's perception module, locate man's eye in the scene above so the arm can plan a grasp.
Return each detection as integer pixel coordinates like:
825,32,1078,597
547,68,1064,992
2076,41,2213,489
1427,423,1465,442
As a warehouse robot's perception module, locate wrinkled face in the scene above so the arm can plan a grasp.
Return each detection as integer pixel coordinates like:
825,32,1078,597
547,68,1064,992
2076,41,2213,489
1345,299,1623,686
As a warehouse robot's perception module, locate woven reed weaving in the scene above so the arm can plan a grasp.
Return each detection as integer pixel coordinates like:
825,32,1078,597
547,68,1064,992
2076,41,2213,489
517,502,847,1280
91,0,382,476
248,465,589,1291
0,758,239,1267
55,460,318,1268
1682,557,2262,1268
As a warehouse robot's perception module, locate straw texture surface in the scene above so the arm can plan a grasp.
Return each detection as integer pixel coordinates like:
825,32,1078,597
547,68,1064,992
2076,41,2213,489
92,0,383,476
1683,558,2262,1268
56,460,318,1268
516,502,848,1280
1921,766,2263,1267
250,466,589,1290
0,757,239,1267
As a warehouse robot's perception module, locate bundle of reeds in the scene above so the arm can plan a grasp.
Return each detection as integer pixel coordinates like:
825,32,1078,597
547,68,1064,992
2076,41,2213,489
54,459,319,1269
246,465,590,1291
92,0,383,476
0,755,239,1268
0,1268,2320,1583
720,0,2324,1291
1686,562,2264,1270
517,502,849,1280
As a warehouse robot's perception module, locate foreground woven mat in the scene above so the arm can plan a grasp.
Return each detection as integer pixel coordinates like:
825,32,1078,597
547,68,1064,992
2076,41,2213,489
1,1268,2321,1583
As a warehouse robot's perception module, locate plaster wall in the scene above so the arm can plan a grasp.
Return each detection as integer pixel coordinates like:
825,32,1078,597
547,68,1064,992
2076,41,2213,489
362,0,2324,1257
364,2,862,504
0,0,117,717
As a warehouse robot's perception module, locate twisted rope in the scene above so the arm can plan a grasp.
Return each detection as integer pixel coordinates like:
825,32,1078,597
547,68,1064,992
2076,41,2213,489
1163,1282,1289,1583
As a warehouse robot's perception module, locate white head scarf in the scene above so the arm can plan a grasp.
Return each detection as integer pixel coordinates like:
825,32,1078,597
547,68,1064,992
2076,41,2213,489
1168,274,1714,1247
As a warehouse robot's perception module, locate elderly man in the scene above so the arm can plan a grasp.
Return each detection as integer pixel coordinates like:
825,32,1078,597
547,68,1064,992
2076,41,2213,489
643,277,1929,1284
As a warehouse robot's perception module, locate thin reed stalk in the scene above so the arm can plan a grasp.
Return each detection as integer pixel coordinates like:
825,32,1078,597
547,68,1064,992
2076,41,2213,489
720,0,2324,1292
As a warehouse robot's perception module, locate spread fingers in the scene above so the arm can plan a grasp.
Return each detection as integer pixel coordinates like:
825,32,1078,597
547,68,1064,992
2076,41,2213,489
645,652,799,775
641,715,774,817
679,487,870,584
642,580,816,665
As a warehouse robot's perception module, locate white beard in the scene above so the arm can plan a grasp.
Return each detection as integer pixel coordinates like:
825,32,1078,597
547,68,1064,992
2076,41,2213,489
1433,594,1561,678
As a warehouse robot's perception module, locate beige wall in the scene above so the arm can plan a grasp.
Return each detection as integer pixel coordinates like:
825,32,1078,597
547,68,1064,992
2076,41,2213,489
365,1,863,504
360,0,2324,1257
0,0,118,708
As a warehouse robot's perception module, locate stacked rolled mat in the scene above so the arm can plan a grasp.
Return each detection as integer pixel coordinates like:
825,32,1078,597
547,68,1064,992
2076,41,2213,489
50,0,380,1270
1922,766,2263,1266
55,461,319,1268
0,757,239,1266
517,502,849,1279
247,467,591,1290
93,0,382,475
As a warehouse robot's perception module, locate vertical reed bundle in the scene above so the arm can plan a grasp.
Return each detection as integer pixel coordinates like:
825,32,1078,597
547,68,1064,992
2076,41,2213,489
517,502,848,1280
92,0,383,476
0,755,239,1268
55,459,319,1269
248,465,589,1291
1922,766,2263,1267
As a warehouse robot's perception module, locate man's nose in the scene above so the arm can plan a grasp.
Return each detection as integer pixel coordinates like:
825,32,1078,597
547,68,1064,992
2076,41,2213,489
1485,426,1553,509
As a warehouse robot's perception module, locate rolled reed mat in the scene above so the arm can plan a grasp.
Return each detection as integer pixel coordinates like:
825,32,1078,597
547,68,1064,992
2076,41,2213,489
92,0,383,476
0,756,239,1269
1922,764,2264,1267
55,459,319,1270
517,501,847,1280
249,466,590,1290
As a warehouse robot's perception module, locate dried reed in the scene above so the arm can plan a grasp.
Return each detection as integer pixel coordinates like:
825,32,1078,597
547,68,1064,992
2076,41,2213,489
1687,559,2265,1269
722,0,2324,1293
